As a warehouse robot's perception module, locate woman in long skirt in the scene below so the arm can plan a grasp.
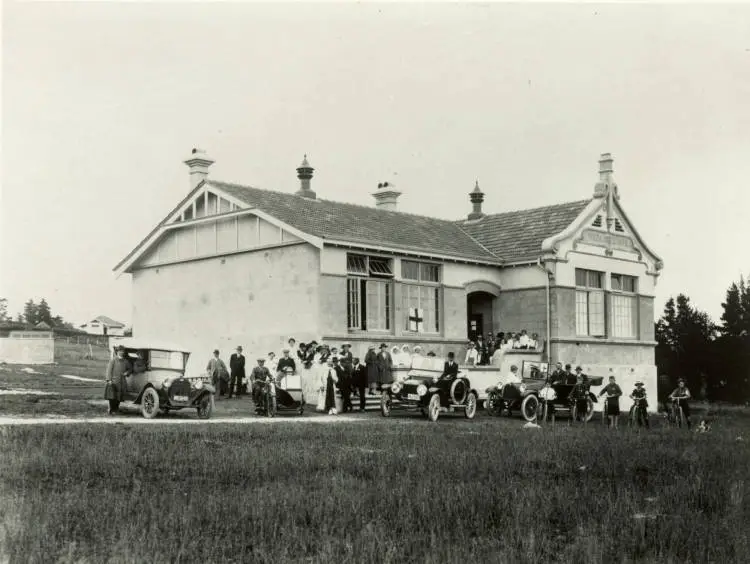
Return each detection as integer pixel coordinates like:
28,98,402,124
598,375,622,428
323,359,338,414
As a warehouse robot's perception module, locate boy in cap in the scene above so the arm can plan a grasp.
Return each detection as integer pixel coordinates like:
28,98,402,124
251,357,272,410
629,381,649,428
568,373,590,423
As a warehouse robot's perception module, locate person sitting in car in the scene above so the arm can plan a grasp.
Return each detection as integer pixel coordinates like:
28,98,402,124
276,348,296,378
251,358,272,408
132,350,148,374
503,364,522,386
549,362,565,385
440,352,459,380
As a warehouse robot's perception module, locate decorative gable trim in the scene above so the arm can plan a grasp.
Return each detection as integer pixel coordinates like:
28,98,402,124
541,200,602,256
113,183,323,277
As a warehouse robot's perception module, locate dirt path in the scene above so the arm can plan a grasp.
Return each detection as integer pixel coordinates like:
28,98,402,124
0,415,365,426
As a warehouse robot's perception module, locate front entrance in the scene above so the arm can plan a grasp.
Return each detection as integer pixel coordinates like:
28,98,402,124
467,290,496,342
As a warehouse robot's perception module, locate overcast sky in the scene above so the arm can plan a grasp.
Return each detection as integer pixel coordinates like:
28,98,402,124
2,2,749,327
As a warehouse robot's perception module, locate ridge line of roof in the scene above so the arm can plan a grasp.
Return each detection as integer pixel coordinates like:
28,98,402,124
209,179,591,224
454,199,592,224
453,222,504,262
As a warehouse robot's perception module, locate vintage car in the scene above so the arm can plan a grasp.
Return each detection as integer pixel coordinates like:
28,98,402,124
255,368,306,417
380,356,479,422
110,338,215,419
487,361,602,422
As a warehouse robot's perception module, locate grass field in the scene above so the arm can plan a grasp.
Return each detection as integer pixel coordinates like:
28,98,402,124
1,414,749,564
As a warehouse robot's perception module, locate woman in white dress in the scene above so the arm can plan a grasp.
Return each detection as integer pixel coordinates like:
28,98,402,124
400,344,412,368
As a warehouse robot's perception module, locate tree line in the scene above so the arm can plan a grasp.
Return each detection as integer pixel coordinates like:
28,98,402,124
656,274,750,403
0,297,76,330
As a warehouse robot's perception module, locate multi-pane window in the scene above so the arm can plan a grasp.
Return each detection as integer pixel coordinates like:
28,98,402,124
346,254,393,331
575,269,605,337
611,274,638,338
401,260,441,333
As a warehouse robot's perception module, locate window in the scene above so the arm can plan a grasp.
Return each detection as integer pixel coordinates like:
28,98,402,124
346,253,392,331
611,274,638,338
402,260,441,283
401,260,441,333
403,285,440,333
575,269,605,337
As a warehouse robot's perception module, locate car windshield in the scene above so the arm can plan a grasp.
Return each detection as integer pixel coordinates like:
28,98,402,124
149,350,186,371
521,361,549,381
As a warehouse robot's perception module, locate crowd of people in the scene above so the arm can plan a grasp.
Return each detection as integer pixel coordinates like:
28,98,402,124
464,330,543,366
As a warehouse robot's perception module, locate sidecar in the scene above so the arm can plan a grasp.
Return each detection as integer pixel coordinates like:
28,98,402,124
275,369,306,415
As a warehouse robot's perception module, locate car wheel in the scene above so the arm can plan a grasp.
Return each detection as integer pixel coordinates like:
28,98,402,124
428,394,441,422
584,398,595,422
521,395,539,422
464,392,477,419
196,394,212,419
380,392,392,417
141,388,159,419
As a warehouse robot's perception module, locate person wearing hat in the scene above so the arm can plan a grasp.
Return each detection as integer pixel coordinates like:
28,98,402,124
339,342,354,390
105,345,132,415
440,352,459,380
629,380,649,428
376,343,394,392
550,362,566,386
575,365,590,388
599,375,623,428
250,357,272,411
352,356,367,411
323,357,339,415
364,344,378,395
564,364,576,385
277,348,296,381
228,346,246,399
568,373,590,423
332,356,352,413
206,349,229,399
668,378,692,429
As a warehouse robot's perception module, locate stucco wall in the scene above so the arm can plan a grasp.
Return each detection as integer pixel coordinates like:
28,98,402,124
495,288,547,342
0,334,54,364
131,243,321,377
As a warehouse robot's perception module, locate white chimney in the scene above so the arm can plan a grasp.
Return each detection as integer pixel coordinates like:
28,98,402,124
372,181,402,211
593,152,618,200
183,148,215,191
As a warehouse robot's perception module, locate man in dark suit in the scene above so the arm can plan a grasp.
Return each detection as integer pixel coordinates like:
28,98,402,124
228,346,246,398
441,352,459,380
352,357,367,412
375,343,393,390
333,357,352,413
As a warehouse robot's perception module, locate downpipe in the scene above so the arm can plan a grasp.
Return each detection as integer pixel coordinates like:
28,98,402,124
536,258,554,363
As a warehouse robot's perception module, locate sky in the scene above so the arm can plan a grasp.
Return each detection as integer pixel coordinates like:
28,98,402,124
2,2,749,327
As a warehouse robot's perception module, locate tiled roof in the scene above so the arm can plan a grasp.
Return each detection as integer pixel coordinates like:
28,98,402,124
209,181,502,263
456,200,591,262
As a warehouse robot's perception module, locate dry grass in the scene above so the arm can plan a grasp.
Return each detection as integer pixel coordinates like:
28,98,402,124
1,414,748,564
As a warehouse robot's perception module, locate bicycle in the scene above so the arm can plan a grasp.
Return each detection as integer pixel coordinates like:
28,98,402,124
628,398,649,428
670,398,687,428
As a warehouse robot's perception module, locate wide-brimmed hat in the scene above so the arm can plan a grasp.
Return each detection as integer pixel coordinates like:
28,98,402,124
368,344,376,350
635,380,644,386
341,342,351,348
575,366,583,371
282,348,290,353
380,343,388,349
257,358,266,362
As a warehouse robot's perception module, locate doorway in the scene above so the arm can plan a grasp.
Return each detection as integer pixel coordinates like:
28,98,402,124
467,291,495,342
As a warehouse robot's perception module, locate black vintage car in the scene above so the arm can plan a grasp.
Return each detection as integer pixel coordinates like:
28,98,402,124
380,358,479,422
487,361,602,422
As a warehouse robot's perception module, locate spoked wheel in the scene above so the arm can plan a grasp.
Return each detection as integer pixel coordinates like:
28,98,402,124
521,395,539,422
464,392,477,420
380,393,392,417
141,388,159,419
196,394,213,419
427,394,441,422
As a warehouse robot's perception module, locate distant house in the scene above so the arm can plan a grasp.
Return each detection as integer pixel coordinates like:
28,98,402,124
80,315,126,337
35,321,52,330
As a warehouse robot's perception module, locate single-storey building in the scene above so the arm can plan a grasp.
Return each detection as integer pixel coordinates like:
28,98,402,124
80,315,126,337
114,149,663,406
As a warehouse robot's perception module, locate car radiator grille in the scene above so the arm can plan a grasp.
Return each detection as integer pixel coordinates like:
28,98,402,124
169,380,191,401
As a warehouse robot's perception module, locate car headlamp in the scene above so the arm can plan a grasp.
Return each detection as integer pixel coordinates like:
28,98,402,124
417,384,428,397
162,378,174,389
194,380,204,390
519,384,526,393
391,382,402,394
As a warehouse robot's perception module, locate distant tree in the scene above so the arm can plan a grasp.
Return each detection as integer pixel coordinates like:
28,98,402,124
22,299,37,326
716,274,750,403
36,298,52,326
0,298,8,322
655,294,717,400
720,275,750,337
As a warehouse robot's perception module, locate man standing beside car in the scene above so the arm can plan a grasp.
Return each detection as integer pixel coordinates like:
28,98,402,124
229,346,246,399
207,350,229,399
105,345,132,415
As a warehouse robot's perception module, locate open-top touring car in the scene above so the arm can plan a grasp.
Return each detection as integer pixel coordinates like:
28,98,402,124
486,361,603,422
110,338,215,419
380,356,479,422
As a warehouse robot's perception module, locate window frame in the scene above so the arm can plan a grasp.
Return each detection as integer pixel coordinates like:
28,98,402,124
610,273,639,339
346,253,394,333
402,282,441,334
575,268,606,337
